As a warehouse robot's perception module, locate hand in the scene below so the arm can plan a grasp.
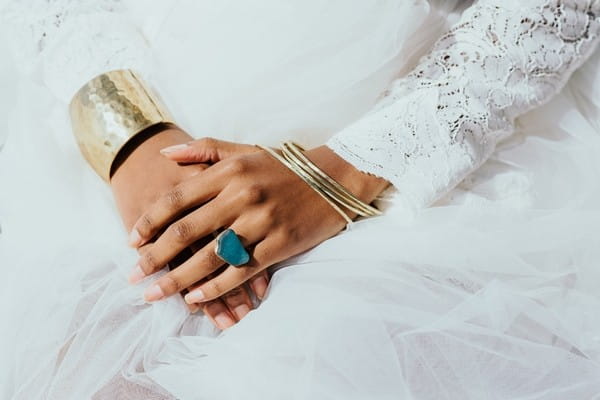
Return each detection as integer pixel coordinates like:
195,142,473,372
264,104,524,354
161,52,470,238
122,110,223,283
110,127,269,329
128,138,389,307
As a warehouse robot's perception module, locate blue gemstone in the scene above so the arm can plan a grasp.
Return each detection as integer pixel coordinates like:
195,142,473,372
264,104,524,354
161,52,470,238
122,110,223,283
215,229,250,267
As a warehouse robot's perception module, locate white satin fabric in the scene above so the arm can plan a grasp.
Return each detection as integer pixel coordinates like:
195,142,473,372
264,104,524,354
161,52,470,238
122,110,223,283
2,1,600,399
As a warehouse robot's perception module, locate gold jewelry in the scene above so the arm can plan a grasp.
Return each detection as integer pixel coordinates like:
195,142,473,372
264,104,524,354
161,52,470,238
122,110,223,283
281,142,382,217
69,69,173,181
256,145,353,225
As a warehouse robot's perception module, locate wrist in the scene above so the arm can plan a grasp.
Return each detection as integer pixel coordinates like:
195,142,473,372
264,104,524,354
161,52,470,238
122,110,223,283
110,125,194,185
110,126,199,230
304,145,390,206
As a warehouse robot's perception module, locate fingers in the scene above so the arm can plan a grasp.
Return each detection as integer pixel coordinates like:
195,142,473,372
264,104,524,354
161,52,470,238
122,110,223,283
130,197,236,281
128,168,225,247
143,221,264,302
187,303,201,314
248,271,270,300
220,285,253,321
189,282,260,330
200,298,237,330
142,240,224,302
184,236,281,303
159,137,260,164
187,274,257,329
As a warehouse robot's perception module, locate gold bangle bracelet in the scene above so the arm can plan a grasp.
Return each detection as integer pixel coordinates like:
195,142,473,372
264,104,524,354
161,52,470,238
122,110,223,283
256,145,353,226
281,142,382,217
69,69,174,182
280,143,374,217
282,147,371,217
283,141,381,216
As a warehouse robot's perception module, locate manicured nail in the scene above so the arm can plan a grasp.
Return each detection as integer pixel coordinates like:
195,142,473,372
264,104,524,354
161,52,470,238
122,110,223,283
128,264,146,284
184,289,205,304
128,229,142,247
233,304,251,320
160,143,189,154
189,304,201,314
214,313,234,330
253,276,269,299
144,284,165,302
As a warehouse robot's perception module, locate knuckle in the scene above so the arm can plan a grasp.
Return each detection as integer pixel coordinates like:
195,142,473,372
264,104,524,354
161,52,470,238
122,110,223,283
140,251,159,273
164,187,185,210
138,214,154,236
205,280,225,298
225,158,248,175
280,226,301,243
198,137,217,148
241,184,265,204
161,275,184,294
169,220,194,243
205,247,224,267
259,204,278,223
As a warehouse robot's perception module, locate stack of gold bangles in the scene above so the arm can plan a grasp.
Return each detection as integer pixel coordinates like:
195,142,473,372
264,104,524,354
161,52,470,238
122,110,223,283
257,142,382,227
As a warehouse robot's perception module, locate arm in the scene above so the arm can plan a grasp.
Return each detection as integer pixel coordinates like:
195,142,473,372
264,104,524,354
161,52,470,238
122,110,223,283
1,0,266,329
327,0,600,212
127,0,600,307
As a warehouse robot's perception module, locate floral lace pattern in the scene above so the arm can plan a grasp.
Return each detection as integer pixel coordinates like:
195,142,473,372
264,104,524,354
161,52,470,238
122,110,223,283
1,0,150,101
328,0,600,211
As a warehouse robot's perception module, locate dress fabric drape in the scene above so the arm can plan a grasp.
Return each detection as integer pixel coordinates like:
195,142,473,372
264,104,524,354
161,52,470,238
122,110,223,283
1,1,600,399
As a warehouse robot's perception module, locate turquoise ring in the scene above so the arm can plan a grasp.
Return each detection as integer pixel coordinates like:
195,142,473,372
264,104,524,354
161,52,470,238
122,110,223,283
214,229,250,267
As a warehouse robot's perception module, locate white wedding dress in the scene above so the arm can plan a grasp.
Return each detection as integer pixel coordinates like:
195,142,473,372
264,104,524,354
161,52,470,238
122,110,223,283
1,0,600,399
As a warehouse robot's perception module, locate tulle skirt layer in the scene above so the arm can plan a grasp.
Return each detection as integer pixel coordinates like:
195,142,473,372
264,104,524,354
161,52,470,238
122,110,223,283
2,1,600,399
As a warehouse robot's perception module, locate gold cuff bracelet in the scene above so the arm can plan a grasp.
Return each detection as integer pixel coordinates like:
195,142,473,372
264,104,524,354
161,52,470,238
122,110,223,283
69,69,173,181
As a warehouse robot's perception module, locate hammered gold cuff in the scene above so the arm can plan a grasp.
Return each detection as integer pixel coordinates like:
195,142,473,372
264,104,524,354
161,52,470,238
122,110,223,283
69,69,173,181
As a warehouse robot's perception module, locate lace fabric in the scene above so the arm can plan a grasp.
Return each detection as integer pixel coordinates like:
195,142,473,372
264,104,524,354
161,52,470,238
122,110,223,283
0,0,152,102
327,0,600,212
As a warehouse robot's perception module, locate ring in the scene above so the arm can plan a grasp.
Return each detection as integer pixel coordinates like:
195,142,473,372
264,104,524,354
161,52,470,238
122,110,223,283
214,228,250,267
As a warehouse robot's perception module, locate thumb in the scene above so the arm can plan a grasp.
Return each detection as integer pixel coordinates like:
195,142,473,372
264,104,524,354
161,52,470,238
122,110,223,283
159,137,258,163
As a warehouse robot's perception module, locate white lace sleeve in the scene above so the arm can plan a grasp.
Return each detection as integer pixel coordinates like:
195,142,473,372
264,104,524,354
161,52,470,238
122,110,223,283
0,0,151,102
327,0,600,212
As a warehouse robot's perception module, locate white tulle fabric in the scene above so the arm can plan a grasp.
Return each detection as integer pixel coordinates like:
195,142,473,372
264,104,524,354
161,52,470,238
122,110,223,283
2,1,600,399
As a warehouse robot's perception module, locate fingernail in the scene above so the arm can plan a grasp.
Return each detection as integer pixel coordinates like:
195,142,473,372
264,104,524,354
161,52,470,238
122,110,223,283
253,276,269,299
214,313,234,330
128,229,142,247
184,289,205,304
128,264,146,284
233,304,251,320
189,304,201,314
144,284,165,302
160,143,189,154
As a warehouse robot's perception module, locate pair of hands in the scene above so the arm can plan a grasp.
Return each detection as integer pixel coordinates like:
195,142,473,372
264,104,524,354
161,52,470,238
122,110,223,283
111,126,388,330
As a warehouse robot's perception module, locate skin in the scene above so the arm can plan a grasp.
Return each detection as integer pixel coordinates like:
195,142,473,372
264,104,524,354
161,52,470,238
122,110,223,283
110,126,269,330
126,137,390,317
